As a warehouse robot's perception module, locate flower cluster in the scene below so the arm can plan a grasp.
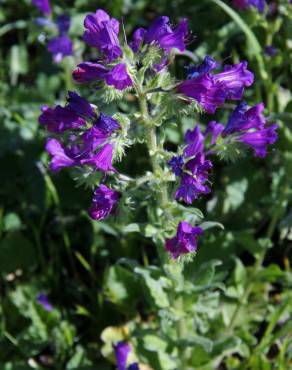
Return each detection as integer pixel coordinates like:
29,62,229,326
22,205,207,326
40,91,121,220
39,9,278,263
32,0,73,63
168,126,212,204
114,342,139,370
177,55,254,113
232,0,266,12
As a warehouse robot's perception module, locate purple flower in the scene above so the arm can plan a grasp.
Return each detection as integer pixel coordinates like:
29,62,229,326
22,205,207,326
212,61,254,100
223,102,265,135
88,184,120,221
232,0,266,12
168,156,184,176
264,45,277,57
175,153,212,204
37,293,53,311
45,138,77,173
67,91,96,119
73,62,109,83
83,9,122,62
184,125,205,157
205,121,224,145
32,0,51,15
130,28,146,52
47,35,73,63
186,55,218,79
144,16,188,53
81,143,116,172
56,15,71,35
223,102,278,157
39,105,86,133
105,63,133,90
169,125,213,203
177,58,253,113
177,74,227,114
165,221,203,259
239,125,278,157
113,342,139,370
94,113,120,134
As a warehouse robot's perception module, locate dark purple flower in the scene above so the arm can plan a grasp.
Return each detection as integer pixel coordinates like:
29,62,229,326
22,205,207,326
45,138,77,173
88,184,120,221
56,15,71,35
168,155,184,176
130,28,146,52
205,121,224,145
113,342,139,370
165,221,203,259
37,293,53,311
223,102,278,157
72,62,109,83
239,125,278,157
232,0,266,12
47,35,73,63
81,143,116,172
178,59,253,113
144,16,188,53
94,113,121,134
186,55,218,79
105,63,133,90
177,74,227,114
32,0,51,15
184,125,205,157
175,153,212,203
264,45,277,57
67,91,96,119
39,105,86,133
223,102,265,135
83,9,122,62
212,61,254,100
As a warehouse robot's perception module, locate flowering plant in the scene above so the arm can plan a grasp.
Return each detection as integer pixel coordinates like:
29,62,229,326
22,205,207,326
38,7,280,369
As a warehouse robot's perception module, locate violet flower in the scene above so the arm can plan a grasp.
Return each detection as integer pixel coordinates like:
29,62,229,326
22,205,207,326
32,0,51,15
45,138,77,173
105,63,133,90
80,142,116,172
37,293,53,311
165,221,203,259
168,125,213,203
73,62,132,90
130,28,146,52
113,342,139,370
144,16,188,53
177,56,254,113
39,104,86,133
73,62,109,83
88,184,120,221
47,35,73,63
56,14,71,35
205,121,224,145
67,91,96,119
232,0,266,12
222,102,278,157
83,9,122,62
264,45,277,57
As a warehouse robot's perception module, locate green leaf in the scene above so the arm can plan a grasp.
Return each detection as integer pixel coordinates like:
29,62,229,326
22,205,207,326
104,265,139,311
134,267,170,308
